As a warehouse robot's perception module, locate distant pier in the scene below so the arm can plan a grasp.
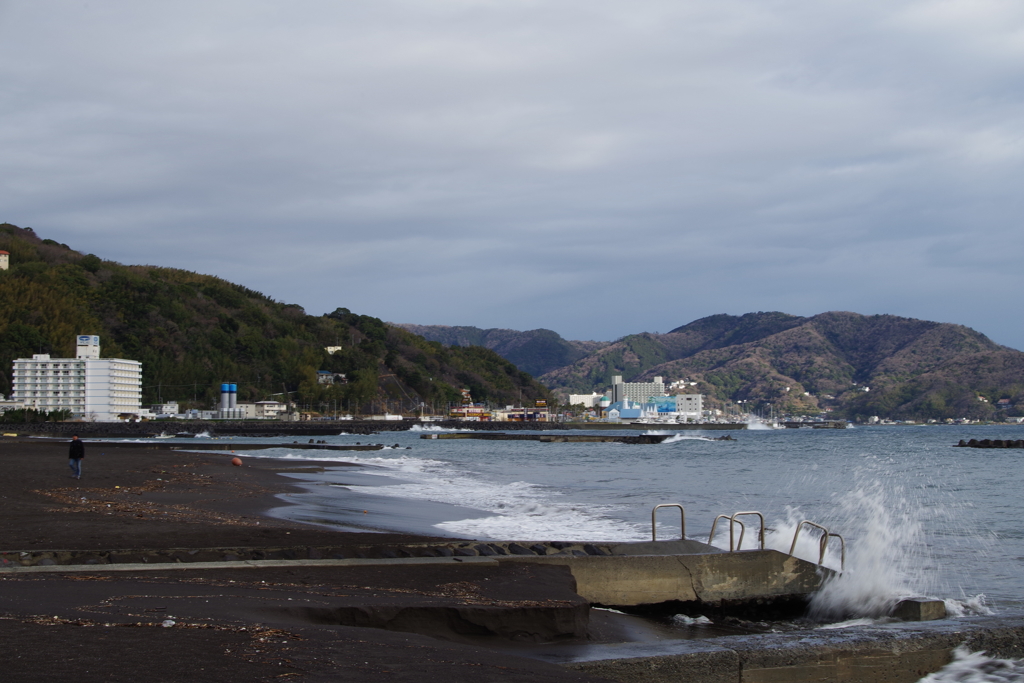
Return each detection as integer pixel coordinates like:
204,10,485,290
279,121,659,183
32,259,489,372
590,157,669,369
421,432,736,444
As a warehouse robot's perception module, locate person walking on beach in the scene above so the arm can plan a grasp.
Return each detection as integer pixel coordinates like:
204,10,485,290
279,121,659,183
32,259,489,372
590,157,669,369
68,435,84,480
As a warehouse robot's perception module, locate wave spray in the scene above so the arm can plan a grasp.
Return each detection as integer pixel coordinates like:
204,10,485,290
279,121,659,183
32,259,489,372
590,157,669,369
806,483,930,620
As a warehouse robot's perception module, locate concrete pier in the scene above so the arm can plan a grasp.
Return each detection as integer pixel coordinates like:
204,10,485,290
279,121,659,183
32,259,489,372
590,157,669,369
503,548,825,609
420,433,696,444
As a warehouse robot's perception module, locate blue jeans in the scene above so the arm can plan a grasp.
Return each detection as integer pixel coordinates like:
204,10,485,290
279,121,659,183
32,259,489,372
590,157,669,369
69,458,82,478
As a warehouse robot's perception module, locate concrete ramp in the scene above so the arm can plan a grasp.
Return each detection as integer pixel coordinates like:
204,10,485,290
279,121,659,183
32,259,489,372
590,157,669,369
501,548,827,608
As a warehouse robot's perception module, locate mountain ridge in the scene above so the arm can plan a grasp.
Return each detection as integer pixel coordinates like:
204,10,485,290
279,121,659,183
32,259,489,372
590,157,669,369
537,311,1024,420
393,323,608,377
405,312,1022,420
0,224,551,414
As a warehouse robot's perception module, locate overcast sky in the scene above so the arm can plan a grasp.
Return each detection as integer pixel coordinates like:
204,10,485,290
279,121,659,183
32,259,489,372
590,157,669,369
2,1,1023,349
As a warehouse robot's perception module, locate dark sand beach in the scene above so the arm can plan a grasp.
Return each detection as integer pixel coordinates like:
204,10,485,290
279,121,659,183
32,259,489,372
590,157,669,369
0,438,609,682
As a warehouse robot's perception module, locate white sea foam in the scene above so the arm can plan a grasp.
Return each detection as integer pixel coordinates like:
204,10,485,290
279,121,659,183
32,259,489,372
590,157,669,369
944,595,994,617
672,614,712,626
642,430,719,442
702,483,938,621
239,447,648,540
817,617,892,629
305,455,649,541
917,647,1024,682
389,476,644,541
808,484,931,620
408,424,472,432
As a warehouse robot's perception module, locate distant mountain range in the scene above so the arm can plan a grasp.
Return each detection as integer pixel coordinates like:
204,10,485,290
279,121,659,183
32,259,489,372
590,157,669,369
3,220,1018,421
399,313,1024,421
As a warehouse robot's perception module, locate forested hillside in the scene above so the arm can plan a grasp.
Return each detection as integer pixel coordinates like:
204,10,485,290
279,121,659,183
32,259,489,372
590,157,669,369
538,312,1024,420
394,324,607,377
0,224,549,413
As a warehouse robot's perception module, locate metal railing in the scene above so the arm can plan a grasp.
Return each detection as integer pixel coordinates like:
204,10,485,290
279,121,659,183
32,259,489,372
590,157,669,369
651,503,845,570
730,511,765,550
708,514,745,550
651,503,686,541
708,511,765,550
789,520,845,570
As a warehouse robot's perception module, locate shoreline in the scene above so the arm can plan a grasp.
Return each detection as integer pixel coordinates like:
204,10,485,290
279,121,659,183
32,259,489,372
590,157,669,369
0,439,450,553
6,438,1024,681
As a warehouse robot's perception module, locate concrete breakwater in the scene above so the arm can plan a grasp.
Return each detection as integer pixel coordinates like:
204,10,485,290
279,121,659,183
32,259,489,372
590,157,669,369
564,616,1024,683
421,432,737,444
780,420,848,429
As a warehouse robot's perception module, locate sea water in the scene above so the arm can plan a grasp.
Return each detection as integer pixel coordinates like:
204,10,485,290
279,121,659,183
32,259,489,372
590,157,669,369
159,424,1024,680
197,424,1022,616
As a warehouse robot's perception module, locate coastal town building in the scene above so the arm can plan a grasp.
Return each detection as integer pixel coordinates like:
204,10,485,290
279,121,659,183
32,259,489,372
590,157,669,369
0,250,8,270
449,404,491,420
610,375,665,404
643,394,704,420
316,371,347,385
568,393,605,408
604,400,657,421
10,335,142,421
495,403,550,422
233,400,289,419
148,401,180,417
675,394,703,420
0,394,25,414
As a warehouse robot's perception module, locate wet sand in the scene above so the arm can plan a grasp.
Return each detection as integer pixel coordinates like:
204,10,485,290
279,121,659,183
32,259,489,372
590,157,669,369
0,438,610,682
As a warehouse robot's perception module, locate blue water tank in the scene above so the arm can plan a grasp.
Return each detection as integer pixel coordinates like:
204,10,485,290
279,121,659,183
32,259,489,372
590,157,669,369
221,383,230,393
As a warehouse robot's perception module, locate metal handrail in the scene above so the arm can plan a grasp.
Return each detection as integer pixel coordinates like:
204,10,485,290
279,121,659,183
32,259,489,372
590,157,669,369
708,514,746,550
828,532,846,571
730,511,765,550
789,520,832,566
652,503,686,541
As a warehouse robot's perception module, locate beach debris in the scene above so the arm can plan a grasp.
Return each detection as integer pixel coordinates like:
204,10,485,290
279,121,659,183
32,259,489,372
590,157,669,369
161,619,176,627
231,457,242,466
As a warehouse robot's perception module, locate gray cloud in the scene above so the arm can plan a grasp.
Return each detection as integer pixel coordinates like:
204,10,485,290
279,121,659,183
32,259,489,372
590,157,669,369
2,0,1023,348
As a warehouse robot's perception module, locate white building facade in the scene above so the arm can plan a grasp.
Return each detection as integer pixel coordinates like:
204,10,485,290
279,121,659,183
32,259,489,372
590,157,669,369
10,336,142,421
674,394,703,421
568,392,605,408
610,375,666,404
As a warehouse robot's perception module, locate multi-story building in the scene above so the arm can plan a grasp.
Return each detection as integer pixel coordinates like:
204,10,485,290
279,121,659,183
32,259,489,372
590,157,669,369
568,393,605,408
610,375,666,404
0,250,9,270
674,394,703,421
10,335,142,421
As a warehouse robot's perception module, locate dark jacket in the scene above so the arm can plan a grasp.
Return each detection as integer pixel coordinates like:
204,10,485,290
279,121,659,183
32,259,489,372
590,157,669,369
69,439,85,459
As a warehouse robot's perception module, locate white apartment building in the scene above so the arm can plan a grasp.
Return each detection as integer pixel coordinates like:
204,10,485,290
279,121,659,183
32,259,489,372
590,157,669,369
10,335,142,421
568,393,605,408
610,375,666,404
675,394,704,421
